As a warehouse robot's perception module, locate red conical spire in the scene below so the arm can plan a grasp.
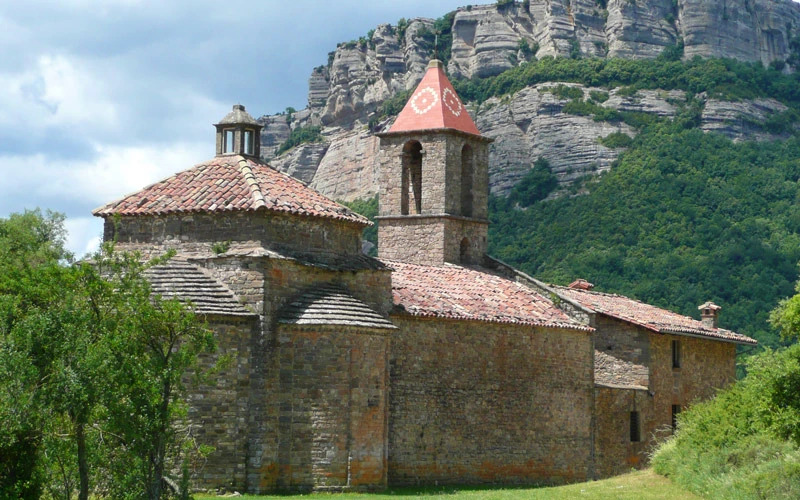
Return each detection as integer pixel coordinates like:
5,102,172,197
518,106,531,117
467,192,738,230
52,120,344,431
389,60,481,136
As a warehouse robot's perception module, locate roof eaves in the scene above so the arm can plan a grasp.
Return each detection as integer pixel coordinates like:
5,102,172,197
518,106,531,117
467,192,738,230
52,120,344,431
595,382,649,391
377,127,494,143
391,308,594,332
658,327,758,345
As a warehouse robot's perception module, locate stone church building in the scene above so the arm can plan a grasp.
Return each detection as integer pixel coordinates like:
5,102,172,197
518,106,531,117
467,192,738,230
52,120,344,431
94,60,756,492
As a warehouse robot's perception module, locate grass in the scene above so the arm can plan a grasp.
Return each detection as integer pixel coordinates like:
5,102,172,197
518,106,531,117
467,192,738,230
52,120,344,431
196,469,700,499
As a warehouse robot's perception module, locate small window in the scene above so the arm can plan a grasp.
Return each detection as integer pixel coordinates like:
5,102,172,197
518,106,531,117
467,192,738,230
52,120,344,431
224,129,235,153
244,130,254,155
672,340,681,369
672,405,681,432
460,237,470,263
630,411,641,442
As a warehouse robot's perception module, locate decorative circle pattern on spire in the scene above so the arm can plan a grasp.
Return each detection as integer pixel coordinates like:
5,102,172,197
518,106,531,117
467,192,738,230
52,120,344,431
442,88,463,117
410,87,439,115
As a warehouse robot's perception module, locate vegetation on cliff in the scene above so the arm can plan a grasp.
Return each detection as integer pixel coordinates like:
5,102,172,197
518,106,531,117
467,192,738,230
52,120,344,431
453,50,800,107
276,125,324,155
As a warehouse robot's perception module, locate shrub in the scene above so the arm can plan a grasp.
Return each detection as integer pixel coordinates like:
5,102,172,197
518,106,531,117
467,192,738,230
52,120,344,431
509,158,558,207
276,126,324,155
589,90,610,103
598,132,633,148
543,84,584,100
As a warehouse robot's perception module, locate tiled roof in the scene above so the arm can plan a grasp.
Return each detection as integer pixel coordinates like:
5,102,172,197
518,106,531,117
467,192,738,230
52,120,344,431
555,286,757,345
594,350,649,389
278,284,395,329
93,155,370,226
382,260,592,331
145,260,256,317
388,60,482,136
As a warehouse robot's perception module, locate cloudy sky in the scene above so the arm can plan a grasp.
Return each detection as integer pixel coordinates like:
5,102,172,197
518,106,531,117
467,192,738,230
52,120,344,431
1,0,467,257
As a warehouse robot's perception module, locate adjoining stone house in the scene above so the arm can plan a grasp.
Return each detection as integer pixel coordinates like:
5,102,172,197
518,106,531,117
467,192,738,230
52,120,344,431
93,60,756,493
523,278,757,477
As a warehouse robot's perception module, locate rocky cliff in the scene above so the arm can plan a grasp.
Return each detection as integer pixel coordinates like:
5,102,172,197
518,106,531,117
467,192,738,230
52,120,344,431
259,0,800,201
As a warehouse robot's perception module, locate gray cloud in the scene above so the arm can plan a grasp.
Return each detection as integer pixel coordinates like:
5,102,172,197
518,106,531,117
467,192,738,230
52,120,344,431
1,0,465,257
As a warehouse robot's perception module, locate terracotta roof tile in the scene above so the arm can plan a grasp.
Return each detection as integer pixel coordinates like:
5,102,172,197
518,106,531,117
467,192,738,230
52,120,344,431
555,286,757,345
93,155,370,226
388,60,481,136
382,260,592,331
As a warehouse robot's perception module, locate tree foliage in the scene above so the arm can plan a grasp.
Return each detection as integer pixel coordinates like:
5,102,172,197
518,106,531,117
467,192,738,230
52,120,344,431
508,157,558,207
0,210,215,499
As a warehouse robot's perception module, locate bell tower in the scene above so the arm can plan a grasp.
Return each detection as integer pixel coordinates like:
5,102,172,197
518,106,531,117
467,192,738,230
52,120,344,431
376,60,492,266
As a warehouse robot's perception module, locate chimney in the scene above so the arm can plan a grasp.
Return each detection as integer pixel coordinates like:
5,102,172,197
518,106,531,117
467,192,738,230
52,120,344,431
568,279,594,290
698,301,722,328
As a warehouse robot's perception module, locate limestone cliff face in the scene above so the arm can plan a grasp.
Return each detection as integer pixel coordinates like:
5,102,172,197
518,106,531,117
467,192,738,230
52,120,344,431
259,0,800,201
316,21,434,127
477,84,636,194
449,0,800,79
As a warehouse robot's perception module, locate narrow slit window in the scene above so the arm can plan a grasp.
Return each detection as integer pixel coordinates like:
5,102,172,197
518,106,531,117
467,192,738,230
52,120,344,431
224,129,235,154
672,340,681,369
630,411,641,442
672,405,681,432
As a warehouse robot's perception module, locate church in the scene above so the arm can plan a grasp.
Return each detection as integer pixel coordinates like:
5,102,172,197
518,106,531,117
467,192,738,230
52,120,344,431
93,60,757,492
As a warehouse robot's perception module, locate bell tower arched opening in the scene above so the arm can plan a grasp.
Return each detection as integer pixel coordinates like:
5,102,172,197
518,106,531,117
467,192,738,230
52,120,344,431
402,140,423,215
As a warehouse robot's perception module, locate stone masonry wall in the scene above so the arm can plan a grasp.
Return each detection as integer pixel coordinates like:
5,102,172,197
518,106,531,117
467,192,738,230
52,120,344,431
378,216,487,266
387,317,594,485
594,316,650,367
592,318,738,477
273,325,389,490
649,332,736,434
594,387,653,478
103,211,363,258
187,317,259,492
249,258,394,492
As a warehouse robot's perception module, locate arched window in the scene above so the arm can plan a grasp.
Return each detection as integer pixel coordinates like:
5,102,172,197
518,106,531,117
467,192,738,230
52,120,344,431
402,141,423,215
460,237,470,263
461,144,473,217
